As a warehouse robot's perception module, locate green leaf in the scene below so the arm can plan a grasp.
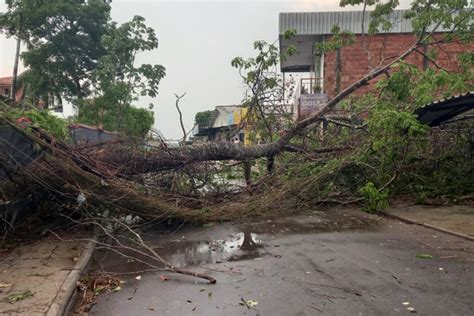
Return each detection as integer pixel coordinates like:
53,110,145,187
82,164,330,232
416,253,433,259
3,290,34,303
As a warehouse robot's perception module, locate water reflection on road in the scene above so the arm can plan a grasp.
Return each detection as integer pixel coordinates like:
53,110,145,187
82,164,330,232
164,231,264,267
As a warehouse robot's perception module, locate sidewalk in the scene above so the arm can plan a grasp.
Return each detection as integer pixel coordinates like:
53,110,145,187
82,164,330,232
384,204,474,241
0,233,92,316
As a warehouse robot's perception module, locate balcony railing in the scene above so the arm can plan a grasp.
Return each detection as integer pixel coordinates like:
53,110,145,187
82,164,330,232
299,77,323,95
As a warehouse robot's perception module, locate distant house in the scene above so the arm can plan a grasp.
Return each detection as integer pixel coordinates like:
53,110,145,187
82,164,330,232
0,76,23,102
279,10,474,119
193,104,293,145
69,123,119,147
193,105,251,145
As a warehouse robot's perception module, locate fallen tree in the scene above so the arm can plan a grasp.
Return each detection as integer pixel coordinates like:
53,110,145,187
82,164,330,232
1,0,473,286
94,41,428,174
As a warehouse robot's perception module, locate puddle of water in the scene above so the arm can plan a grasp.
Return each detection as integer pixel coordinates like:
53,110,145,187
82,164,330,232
163,231,264,268
90,230,265,273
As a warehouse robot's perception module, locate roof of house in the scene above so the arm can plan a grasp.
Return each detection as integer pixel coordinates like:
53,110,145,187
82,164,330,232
415,91,474,126
69,123,118,134
0,77,12,86
280,9,423,36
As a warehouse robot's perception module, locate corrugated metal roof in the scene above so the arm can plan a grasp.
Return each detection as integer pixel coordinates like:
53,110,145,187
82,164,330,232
279,10,414,35
415,91,474,126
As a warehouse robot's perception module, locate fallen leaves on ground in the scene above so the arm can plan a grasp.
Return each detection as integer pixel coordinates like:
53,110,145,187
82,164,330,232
240,298,258,308
2,290,34,303
76,274,122,312
402,301,417,313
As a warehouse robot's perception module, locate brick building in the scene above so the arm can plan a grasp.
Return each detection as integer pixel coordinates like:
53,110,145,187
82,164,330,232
279,10,473,119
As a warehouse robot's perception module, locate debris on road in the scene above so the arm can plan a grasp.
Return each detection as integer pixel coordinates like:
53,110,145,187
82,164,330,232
2,290,34,303
416,253,433,259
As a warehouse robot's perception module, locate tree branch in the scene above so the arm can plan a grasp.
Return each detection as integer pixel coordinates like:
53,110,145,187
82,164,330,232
174,92,187,143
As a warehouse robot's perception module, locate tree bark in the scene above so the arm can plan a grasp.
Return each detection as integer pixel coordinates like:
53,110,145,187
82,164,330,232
11,14,21,104
174,92,187,143
243,160,252,186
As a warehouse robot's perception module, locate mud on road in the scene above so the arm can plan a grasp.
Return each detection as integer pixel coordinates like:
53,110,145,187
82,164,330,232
87,208,474,315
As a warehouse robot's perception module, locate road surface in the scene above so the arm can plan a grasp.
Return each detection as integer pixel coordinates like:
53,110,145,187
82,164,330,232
88,208,474,315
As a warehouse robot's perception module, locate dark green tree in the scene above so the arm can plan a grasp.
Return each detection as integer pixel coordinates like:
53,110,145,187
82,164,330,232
77,15,166,136
0,0,112,105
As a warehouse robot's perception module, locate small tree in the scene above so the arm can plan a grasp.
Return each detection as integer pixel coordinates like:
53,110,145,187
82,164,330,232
231,30,297,143
77,15,165,137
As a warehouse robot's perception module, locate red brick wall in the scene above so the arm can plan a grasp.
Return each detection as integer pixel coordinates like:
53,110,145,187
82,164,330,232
323,33,473,98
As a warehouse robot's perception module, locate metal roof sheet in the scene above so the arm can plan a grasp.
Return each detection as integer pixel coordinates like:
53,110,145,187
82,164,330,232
279,10,414,35
415,91,474,126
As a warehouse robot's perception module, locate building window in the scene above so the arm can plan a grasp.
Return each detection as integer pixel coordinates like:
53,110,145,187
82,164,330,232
3,88,9,97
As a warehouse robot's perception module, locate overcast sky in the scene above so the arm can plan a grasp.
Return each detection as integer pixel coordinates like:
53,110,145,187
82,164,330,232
1,0,372,139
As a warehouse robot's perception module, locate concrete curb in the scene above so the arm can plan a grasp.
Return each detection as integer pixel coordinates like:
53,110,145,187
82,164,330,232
380,211,474,242
46,237,97,316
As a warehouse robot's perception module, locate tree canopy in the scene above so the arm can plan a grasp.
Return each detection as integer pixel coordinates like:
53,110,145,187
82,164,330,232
1,0,111,101
0,1,165,137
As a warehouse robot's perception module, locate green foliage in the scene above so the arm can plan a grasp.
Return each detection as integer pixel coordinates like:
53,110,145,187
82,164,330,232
314,25,355,54
415,253,433,259
1,0,111,101
75,15,165,137
2,290,34,303
195,110,214,128
376,61,473,107
77,98,154,137
94,15,166,100
232,36,297,142
1,3,165,132
360,182,389,213
0,101,68,140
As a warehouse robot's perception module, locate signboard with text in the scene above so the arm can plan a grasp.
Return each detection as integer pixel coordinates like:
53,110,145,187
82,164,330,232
299,93,328,118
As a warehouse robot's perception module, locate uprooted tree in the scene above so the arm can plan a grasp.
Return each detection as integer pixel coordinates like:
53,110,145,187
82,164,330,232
1,0,473,284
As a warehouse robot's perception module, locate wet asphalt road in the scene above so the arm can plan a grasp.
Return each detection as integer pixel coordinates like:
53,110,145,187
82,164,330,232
88,209,474,316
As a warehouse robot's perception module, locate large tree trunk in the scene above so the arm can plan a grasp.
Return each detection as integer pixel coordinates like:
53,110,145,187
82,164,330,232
103,141,282,174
